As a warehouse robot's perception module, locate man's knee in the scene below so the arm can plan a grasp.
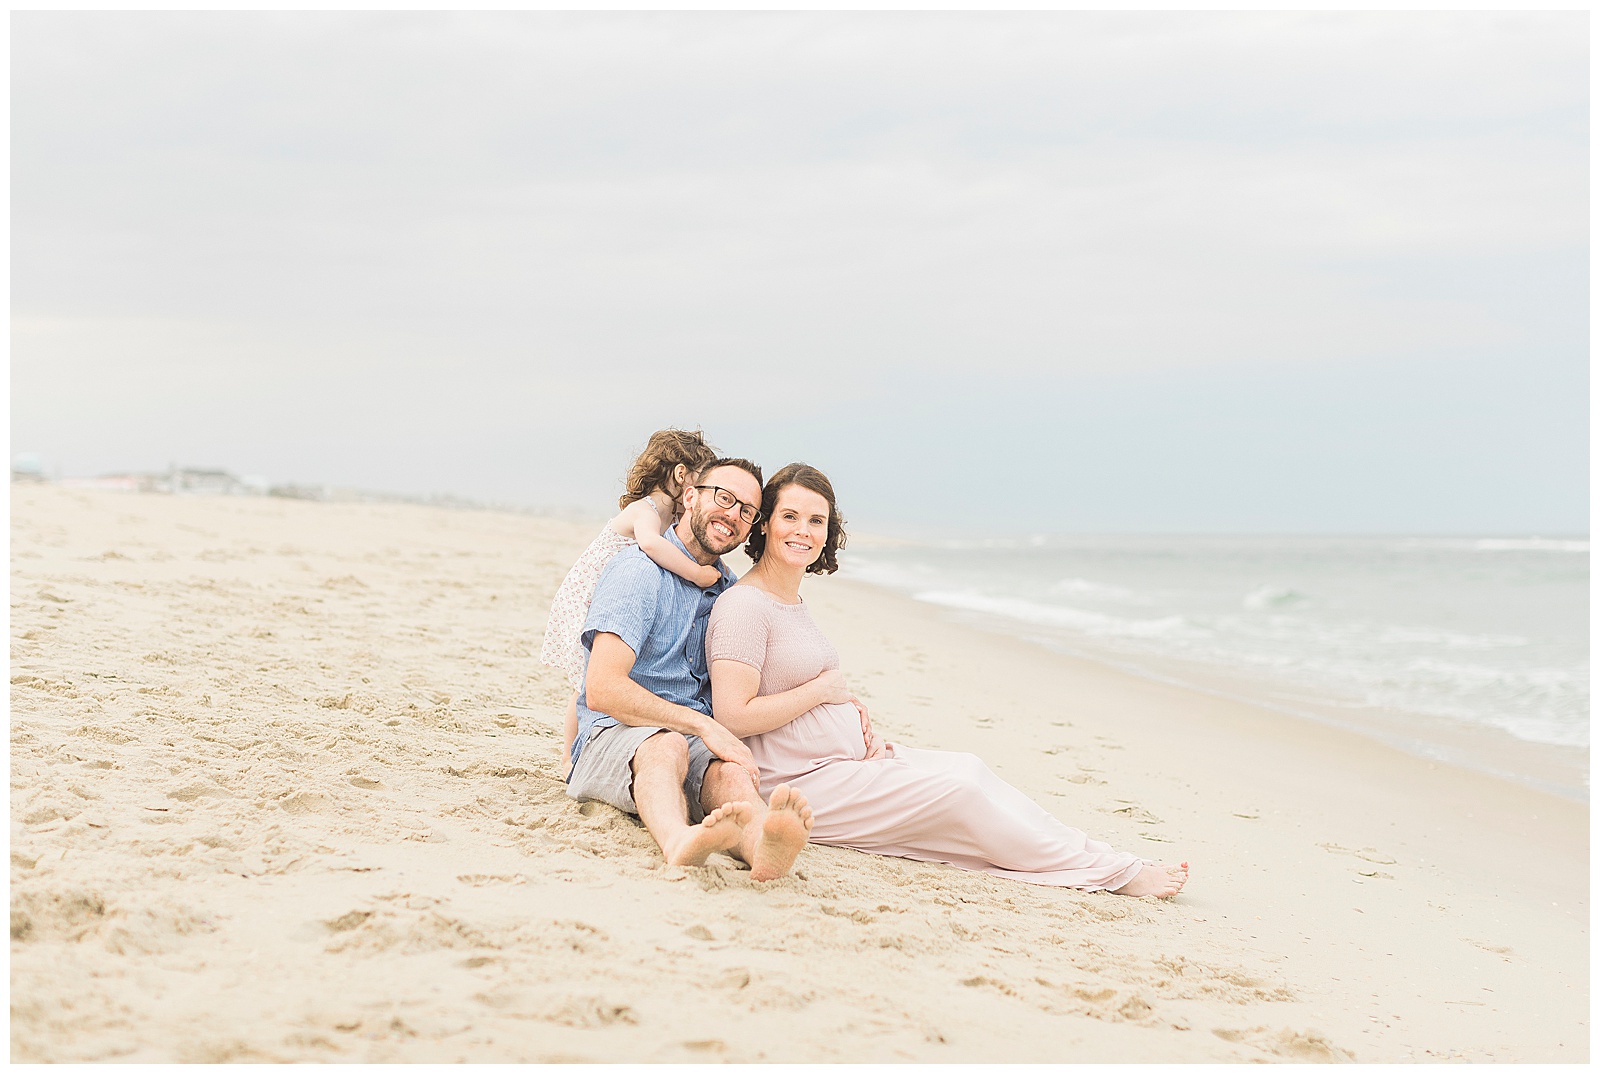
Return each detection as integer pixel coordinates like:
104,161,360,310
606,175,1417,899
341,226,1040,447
701,759,759,806
632,731,689,779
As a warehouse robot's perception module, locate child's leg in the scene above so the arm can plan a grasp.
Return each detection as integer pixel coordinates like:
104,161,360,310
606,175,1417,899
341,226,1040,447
562,691,579,778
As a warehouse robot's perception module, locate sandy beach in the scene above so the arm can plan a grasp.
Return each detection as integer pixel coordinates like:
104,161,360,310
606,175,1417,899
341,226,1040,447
9,484,1588,1062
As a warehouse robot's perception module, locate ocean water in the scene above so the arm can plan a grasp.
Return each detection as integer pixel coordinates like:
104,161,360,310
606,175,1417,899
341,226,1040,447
844,535,1589,793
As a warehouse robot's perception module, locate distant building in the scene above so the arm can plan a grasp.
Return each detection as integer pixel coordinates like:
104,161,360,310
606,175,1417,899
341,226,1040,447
172,468,246,495
26,462,469,509
267,484,318,501
52,467,269,496
59,474,144,493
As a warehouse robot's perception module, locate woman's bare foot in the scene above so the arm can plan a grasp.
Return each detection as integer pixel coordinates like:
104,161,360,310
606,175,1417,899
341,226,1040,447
661,802,751,867
747,784,814,882
1112,861,1189,898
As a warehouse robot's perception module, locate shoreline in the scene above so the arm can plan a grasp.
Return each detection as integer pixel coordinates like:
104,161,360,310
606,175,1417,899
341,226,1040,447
863,591,1590,803
807,571,1589,1058
10,488,1588,1061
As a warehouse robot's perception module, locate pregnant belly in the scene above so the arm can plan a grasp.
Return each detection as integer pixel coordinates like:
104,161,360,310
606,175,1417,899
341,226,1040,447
748,703,864,782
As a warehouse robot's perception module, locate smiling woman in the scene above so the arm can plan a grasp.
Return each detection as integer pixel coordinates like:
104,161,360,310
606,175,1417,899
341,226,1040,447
707,463,1189,897
741,462,847,576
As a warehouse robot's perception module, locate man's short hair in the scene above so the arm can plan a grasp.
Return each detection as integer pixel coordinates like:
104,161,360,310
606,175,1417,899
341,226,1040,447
699,457,763,488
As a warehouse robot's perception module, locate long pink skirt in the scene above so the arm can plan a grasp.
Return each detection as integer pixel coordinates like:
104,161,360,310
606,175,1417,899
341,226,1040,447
784,744,1145,892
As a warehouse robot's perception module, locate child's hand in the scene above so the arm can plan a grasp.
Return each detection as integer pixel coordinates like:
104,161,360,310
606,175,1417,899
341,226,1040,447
694,564,722,588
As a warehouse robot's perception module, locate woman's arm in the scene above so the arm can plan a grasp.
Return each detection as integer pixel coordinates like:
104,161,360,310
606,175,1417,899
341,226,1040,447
710,659,852,738
616,500,721,588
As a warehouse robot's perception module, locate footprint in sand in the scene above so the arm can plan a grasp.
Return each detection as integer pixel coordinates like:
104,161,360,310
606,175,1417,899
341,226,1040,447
1317,842,1398,882
680,1039,727,1054
1107,801,1161,825
324,910,372,933
714,968,751,990
456,873,528,887
279,792,333,815
1213,1025,1354,1061
544,997,637,1028
1465,939,1517,960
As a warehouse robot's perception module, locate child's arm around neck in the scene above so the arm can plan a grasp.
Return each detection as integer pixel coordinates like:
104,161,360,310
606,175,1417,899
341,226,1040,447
609,491,723,588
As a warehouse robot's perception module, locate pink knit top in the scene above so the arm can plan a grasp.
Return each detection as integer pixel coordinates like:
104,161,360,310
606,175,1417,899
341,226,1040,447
705,584,867,786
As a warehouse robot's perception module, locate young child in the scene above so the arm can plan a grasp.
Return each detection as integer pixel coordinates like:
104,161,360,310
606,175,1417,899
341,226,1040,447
540,428,721,774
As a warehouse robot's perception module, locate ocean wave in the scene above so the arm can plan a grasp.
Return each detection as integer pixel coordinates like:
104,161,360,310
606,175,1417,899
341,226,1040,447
1201,613,1529,655
851,537,1588,761
1472,538,1589,553
929,535,1050,551
1366,659,1590,747
842,559,944,586
912,590,1197,639
1390,657,1585,692
1050,577,1141,602
1372,625,1529,650
914,595,1586,747
1241,585,1309,610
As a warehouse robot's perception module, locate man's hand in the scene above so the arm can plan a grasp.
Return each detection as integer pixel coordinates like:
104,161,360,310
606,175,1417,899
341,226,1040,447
589,632,760,784
697,718,762,787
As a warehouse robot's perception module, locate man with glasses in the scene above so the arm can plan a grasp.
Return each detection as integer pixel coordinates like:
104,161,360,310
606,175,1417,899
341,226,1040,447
567,458,815,880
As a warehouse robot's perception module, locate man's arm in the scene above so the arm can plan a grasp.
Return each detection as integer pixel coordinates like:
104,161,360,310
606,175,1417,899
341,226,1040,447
585,631,760,783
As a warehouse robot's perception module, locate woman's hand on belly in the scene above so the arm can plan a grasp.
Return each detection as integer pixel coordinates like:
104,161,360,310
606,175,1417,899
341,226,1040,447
863,728,888,759
813,668,853,706
851,697,889,760
807,703,873,763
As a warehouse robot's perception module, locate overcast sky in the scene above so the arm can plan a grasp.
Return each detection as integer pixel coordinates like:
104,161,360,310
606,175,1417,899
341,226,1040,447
11,11,1588,535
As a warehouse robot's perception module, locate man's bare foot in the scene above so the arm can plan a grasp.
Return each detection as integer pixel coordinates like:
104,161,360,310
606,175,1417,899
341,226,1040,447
747,784,814,882
661,802,751,867
1112,861,1189,898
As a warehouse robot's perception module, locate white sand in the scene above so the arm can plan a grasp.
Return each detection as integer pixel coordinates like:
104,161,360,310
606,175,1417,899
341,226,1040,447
9,486,1588,1061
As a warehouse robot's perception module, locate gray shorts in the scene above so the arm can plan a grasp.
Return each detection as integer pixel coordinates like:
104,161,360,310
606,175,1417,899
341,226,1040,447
566,723,716,824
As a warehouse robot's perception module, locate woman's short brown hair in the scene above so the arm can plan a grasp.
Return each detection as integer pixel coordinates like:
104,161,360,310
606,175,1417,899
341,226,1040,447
744,462,847,575
619,428,719,510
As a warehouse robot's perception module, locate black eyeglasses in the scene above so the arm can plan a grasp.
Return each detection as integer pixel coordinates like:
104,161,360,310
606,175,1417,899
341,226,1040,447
693,485,762,525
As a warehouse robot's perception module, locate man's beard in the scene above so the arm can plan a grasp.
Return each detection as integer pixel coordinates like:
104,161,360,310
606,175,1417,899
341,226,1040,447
689,502,742,556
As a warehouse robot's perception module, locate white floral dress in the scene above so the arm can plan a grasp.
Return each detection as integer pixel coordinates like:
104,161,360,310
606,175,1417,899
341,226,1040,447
540,521,640,689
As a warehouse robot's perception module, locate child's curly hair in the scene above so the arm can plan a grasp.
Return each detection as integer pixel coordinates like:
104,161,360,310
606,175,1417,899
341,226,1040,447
619,428,719,510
